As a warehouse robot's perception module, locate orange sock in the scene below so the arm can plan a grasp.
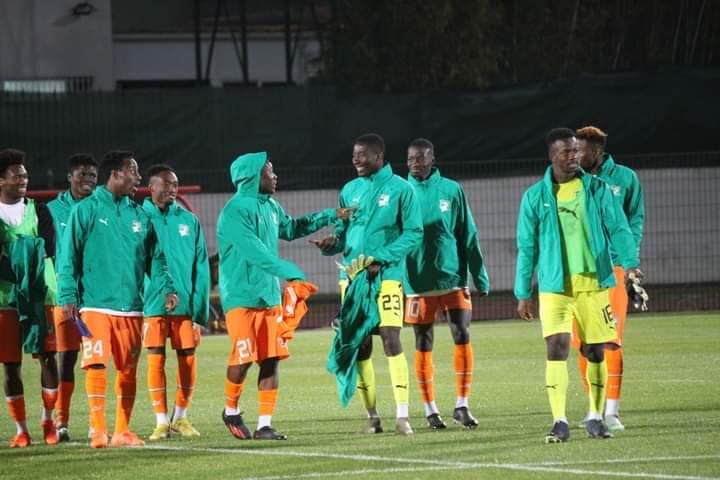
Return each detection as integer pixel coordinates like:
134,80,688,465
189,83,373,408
42,388,58,410
258,389,278,416
6,396,27,426
85,368,107,433
454,344,474,399
224,379,244,411
56,381,75,426
147,354,167,414
414,350,434,404
114,367,137,434
577,352,589,394
175,354,196,409
605,347,623,400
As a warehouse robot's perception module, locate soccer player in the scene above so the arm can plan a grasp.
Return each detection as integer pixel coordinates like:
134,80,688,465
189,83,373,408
218,152,350,440
142,164,209,440
57,150,177,448
0,148,59,447
403,138,489,429
573,126,645,432
313,133,423,435
47,153,99,442
515,128,642,442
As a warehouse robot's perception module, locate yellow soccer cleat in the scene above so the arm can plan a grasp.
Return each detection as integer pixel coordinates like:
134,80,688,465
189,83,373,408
148,423,171,441
170,418,201,437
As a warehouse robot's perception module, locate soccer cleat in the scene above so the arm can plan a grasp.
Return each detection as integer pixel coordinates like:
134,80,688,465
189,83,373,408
452,407,479,428
42,420,58,445
90,431,109,449
360,416,383,434
395,417,414,435
544,421,570,443
9,431,31,448
586,419,613,439
222,411,252,440
604,415,625,432
578,413,591,428
148,424,171,441
171,418,201,437
56,426,71,443
253,426,288,440
426,413,447,429
110,431,146,447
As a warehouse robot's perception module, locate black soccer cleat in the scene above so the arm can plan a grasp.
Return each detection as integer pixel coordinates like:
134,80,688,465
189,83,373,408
586,419,613,439
56,426,71,443
544,420,570,443
253,426,288,440
222,411,252,440
426,413,447,429
452,407,479,428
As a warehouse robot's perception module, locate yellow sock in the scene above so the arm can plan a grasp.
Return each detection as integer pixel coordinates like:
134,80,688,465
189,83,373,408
586,360,608,416
545,360,568,421
387,353,409,409
356,359,376,411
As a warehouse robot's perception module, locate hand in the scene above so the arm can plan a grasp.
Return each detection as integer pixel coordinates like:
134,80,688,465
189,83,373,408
336,254,376,281
192,323,203,347
625,268,649,311
366,262,381,279
309,235,337,250
517,299,535,321
62,303,80,323
625,268,644,283
335,207,357,221
165,293,179,312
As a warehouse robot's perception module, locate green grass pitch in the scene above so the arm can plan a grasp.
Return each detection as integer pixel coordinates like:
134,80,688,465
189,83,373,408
2,313,719,479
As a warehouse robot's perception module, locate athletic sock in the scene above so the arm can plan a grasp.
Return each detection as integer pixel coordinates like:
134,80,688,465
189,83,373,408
41,388,58,422
605,347,623,405
414,350,435,406
175,353,196,413
56,380,75,426
114,366,137,434
85,368,107,433
545,360,568,422
586,359,608,419
577,351,589,394
6,395,28,434
387,353,409,418
224,378,244,415
257,389,278,429
147,354,167,421
356,359,377,411
454,343,474,402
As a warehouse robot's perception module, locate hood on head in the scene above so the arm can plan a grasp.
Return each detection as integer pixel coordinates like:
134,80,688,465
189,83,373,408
230,152,267,195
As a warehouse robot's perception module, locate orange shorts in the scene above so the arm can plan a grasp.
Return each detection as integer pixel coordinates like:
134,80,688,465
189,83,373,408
404,289,472,325
572,266,628,349
80,311,143,370
51,306,80,352
226,306,288,366
0,310,21,363
143,315,196,350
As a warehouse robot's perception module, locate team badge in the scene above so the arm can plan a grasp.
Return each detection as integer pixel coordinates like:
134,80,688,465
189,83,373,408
179,224,190,237
439,199,450,212
132,220,142,233
611,185,622,196
378,194,389,207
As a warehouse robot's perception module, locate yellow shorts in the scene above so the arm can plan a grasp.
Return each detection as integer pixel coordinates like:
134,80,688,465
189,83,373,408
539,289,616,344
338,279,404,328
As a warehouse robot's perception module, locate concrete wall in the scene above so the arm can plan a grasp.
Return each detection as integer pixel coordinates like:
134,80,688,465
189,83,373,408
184,167,720,294
0,0,113,89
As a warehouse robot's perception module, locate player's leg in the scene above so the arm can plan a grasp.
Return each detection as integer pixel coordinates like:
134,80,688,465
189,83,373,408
170,317,199,435
109,315,145,447
356,334,382,432
38,307,59,444
144,316,170,440
1,312,30,447
222,308,255,440
445,290,477,428
54,306,80,442
80,311,112,448
571,319,589,394
605,266,628,431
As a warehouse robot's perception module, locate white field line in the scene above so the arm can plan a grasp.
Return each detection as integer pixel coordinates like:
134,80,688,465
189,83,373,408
525,454,720,466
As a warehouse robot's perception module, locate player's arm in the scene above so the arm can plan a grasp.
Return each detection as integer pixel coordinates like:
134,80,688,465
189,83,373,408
599,183,639,270
35,202,56,259
370,187,423,264
277,202,337,241
313,192,350,256
56,205,87,319
145,222,177,310
455,188,489,295
624,170,645,258
190,219,210,327
514,190,539,302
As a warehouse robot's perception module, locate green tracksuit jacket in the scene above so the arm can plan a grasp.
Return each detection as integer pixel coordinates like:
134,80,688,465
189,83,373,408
324,163,423,283
142,199,210,326
594,154,645,262
405,168,489,295
514,167,639,300
56,186,174,312
47,190,84,259
217,152,336,311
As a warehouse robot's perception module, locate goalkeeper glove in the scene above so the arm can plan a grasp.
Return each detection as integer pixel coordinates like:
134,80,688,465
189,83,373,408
335,254,375,281
626,270,649,311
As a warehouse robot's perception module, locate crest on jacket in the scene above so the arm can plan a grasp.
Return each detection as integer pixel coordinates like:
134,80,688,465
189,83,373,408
378,194,390,207
439,199,450,212
132,220,142,233
178,224,190,237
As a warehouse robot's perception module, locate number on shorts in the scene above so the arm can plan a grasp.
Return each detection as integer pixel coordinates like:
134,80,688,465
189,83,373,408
602,304,616,329
82,339,103,360
408,299,420,318
381,294,402,312
235,338,253,361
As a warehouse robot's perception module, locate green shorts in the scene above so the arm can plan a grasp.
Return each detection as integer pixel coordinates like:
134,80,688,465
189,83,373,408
539,288,616,344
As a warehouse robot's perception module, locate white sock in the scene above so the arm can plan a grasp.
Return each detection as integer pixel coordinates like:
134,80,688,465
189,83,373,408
173,406,187,420
224,406,239,416
423,401,439,417
455,396,468,409
155,412,169,426
257,415,272,429
15,421,28,434
605,399,619,417
396,403,409,419
366,408,379,418
554,417,568,424
588,412,602,421
41,407,53,422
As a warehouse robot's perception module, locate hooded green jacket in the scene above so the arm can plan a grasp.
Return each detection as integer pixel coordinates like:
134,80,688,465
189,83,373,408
47,190,84,258
594,154,645,262
514,167,639,300
56,186,174,312
405,168,489,295
217,152,336,311
324,163,423,283
142,199,210,326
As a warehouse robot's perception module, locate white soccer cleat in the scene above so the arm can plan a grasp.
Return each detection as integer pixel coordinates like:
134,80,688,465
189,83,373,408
604,414,625,432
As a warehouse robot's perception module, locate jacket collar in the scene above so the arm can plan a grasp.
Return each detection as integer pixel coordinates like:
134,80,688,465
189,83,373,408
143,197,178,217
364,163,393,184
596,153,616,176
95,185,128,205
542,165,589,191
407,167,440,187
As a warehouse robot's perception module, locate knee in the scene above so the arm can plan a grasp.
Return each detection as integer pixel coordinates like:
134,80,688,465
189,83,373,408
449,324,470,345
176,348,195,357
413,326,433,351
380,328,402,356
584,345,605,363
